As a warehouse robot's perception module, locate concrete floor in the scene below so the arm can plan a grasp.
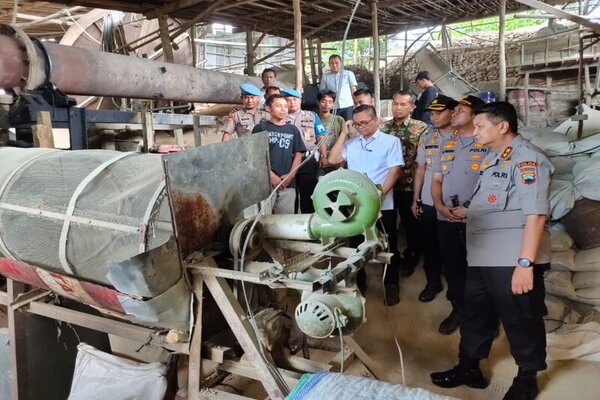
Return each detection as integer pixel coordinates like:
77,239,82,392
350,263,600,400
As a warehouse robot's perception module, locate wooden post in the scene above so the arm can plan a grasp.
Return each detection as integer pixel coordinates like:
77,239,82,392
188,273,205,400
317,39,323,83
193,115,202,147
499,0,507,101
32,111,55,148
158,15,175,63
142,111,155,152
353,38,359,65
293,0,302,91
245,28,255,76
371,1,380,115
308,39,317,85
8,279,26,400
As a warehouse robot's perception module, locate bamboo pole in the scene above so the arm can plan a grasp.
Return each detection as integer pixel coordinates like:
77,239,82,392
499,0,507,101
293,0,302,91
372,1,380,115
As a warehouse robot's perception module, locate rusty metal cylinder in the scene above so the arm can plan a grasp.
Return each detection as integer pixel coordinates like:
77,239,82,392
0,34,29,89
0,24,264,103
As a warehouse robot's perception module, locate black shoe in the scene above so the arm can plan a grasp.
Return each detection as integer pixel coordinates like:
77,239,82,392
430,365,489,389
384,284,400,306
418,285,443,302
400,264,415,277
439,309,461,335
503,374,539,400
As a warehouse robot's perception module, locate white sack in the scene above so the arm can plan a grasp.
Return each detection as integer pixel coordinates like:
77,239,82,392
544,270,576,299
548,179,576,220
68,343,167,400
551,249,576,271
573,271,600,289
574,248,600,272
550,229,574,251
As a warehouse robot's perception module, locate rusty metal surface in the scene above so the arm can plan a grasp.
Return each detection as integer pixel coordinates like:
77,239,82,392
0,34,28,89
163,133,270,258
0,24,264,103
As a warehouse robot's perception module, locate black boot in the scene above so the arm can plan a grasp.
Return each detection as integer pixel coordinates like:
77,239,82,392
431,360,489,389
503,368,539,400
439,307,461,334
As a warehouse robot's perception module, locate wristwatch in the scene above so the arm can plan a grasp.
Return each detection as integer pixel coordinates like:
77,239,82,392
517,258,534,268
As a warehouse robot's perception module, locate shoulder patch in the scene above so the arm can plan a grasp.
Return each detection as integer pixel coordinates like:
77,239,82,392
518,161,538,169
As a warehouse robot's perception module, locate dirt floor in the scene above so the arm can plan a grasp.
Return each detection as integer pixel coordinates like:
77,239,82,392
351,264,600,400
215,263,600,399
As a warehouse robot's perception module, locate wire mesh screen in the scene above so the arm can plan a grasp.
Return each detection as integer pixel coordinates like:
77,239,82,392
0,148,175,290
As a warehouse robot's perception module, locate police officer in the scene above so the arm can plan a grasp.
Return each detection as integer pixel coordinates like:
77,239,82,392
412,95,458,302
221,83,268,141
431,95,488,334
431,102,553,400
281,88,326,213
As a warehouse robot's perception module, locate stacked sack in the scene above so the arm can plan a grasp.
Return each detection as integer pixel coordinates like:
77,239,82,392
572,248,600,306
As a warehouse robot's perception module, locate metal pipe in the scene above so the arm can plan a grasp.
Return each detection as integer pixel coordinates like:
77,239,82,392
0,24,265,104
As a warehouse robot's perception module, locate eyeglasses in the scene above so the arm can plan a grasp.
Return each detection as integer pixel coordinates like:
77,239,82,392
352,117,376,128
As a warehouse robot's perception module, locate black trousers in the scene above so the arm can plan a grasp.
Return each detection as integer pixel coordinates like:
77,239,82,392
437,221,467,307
459,265,549,371
353,209,400,289
419,204,443,289
394,190,421,261
295,156,319,214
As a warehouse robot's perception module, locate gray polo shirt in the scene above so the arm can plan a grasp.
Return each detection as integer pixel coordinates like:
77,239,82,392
431,133,489,219
415,129,455,206
466,135,553,267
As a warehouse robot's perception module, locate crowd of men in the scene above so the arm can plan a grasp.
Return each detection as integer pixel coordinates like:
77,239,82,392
220,58,552,400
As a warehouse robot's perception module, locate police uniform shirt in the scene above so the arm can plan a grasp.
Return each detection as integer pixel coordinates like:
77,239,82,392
221,108,268,138
341,130,404,210
286,110,326,153
415,129,454,206
466,135,554,267
431,132,489,218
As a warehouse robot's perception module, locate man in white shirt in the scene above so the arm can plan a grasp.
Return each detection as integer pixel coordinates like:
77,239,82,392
329,104,404,304
319,54,358,121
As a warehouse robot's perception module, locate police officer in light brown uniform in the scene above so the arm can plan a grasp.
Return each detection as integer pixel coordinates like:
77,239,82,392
221,83,268,141
431,102,553,400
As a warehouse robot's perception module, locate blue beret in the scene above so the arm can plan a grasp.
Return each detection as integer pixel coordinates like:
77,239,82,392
240,83,261,96
281,88,302,99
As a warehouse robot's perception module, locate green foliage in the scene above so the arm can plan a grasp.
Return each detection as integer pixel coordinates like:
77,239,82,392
452,15,546,33
321,37,386,68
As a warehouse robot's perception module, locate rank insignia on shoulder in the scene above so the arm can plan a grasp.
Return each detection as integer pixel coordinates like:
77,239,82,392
501,146,513,159
521,172,536,184
488,194,497,204
471,162,480,171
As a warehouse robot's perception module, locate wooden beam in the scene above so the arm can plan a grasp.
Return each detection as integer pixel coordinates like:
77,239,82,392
254,13,346,65
252,31,268,52
293,0,303,91
372,0,381,115
499,0,507,101
514,0,600,31
146,0,205,19
246,29,255,76
317,39,323,83
158,15,175,63
32,111,55,148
